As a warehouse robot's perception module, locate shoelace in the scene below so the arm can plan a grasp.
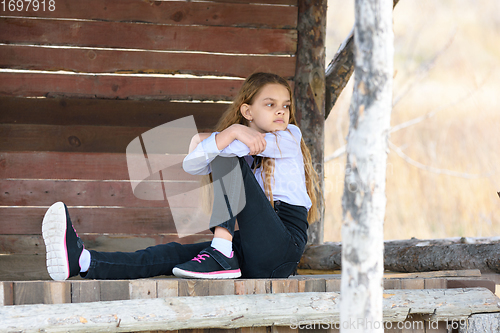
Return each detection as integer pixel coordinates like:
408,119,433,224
191,254,210,263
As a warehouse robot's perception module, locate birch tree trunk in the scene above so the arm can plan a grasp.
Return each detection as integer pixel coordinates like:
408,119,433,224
340,0,393,332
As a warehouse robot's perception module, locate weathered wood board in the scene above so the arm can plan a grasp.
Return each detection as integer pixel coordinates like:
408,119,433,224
0,18,297,55
1,288,499,332
0,0,298,28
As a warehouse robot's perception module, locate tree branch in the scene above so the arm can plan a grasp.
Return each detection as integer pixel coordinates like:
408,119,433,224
390,82,483,134
392,29,457,108
388,141,487,179
324,144,346,162
324,0,401,119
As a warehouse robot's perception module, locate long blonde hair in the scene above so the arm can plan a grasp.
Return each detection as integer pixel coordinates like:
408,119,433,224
204,72,322,224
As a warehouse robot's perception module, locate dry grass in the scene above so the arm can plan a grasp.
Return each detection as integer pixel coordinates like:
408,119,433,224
323,0,500,241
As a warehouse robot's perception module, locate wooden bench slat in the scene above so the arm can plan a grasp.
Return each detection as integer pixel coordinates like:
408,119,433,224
0,72,244,101
99,280,130,301
400,278,425,290
383,269,482,279
423,278,447,289
0,152,200,181
0,230,213,256
0,152,130,180
0,207,211,234
271,279,298,294
0,179,203,207
0,123,148,153
0,45,296,79
0,281,14,305
446,278,496,294
297,277,326,292
71,280,100,303
0,234,212,255
157,279,179,298
209,280,236,296
0,96,227,129
0,0,297,29
0,235,45,255
2,273,499,301
179,280,211,297
13,281,46,305
325,277,341,292
0,255,51,281
1,123,220,154
383,278,401,290
0,18,297,55
129,279,157,299
234,279,271,295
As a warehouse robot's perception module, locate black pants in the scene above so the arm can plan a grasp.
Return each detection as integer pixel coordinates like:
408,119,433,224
84,156,308,279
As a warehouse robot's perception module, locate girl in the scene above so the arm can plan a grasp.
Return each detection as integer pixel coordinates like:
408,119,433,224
42,72,322,280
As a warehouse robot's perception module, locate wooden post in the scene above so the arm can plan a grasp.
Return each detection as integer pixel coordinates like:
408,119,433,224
340,0,393,332
294,0,327,245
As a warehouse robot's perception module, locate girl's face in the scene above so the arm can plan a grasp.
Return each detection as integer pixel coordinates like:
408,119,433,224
240,83,291,133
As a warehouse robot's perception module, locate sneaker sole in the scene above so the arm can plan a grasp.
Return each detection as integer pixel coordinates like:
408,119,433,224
172,267,241,279
42,202,70,281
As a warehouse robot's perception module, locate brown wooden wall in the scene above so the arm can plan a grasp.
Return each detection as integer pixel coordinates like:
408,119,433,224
0,0,299,280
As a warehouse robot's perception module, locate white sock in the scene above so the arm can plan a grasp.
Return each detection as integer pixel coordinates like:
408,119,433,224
79,249,91,272
211,237,233,258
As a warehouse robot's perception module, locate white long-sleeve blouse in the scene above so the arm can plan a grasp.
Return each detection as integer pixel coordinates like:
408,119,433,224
182,124,312,211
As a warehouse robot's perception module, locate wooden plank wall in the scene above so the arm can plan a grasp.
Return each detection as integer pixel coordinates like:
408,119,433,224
0,0,299,280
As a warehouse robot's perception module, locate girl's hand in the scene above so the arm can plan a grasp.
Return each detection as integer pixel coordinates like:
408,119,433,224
230,124,267,155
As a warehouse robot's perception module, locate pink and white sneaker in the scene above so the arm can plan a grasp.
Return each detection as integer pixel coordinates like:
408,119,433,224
172,247,241,279
42,202,84,281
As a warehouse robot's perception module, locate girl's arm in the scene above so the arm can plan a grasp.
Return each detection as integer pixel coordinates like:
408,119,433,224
188,125,266,154
184,125,262,175
220,124,301,159
188,133,211,154
183,124,299,175
216,125,266,155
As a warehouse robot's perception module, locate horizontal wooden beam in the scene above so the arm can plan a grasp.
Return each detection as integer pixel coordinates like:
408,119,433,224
0,152,132,180
0,96,227,129
0,288,499,331
0,45,296,79
0,206,213,235
0,123,148,152
0,178,202,207
0,0,297,28
0,73,244,101
0,233,213,255
0,18,297,55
